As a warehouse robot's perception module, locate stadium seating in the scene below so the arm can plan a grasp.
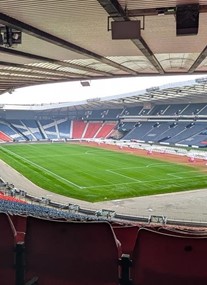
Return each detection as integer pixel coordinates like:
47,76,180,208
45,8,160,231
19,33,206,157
57,119,71,138
0,131,12,142
25,217,121,285
72,120,87,138
9,120,33,140
22,120,43,140
123,122,155,140
102,109,123,120
113,225,139,257
163,104,188,115
95,122,116,138
83,122,102,138
0,121,23,141
1,207,207,285
0,213,16,285
148,104,170,115
131,228,207,285
123,106,143,116
38,119,58,139
181,103,207,115
0,193,27,203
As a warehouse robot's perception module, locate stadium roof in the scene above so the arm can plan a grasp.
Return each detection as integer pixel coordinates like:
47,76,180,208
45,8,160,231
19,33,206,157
2,78,207,111
0,1,207,95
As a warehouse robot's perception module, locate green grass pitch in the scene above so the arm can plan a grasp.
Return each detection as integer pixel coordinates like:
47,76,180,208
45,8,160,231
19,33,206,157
0,143,207,202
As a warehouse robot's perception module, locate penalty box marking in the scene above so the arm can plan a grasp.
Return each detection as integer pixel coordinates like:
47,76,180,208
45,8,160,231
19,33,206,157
106,169,142,182
82,173,206,189
167,170,204,179
108,163,173,172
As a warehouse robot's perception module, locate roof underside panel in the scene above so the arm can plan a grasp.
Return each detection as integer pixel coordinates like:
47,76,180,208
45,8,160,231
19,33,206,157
0,0,206,94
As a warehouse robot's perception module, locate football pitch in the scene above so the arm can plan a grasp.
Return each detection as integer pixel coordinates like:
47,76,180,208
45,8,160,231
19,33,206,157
0,143,207,202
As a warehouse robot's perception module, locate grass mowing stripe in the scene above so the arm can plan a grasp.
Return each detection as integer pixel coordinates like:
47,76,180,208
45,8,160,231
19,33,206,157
1,143,207,202
0,146,82,189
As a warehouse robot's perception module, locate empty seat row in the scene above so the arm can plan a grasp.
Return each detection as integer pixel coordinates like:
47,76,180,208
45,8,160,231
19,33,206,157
1,213,207,285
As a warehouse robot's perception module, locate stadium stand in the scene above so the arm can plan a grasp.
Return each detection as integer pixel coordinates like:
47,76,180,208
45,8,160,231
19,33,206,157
0,193,27,204
117,122,136,132
123,106,143,116
163,104,188,115
123,122,155,140
0,131,12,142
9,120,32,141
1,101,207,146
148,104,170,115
57,119,71,139
83,122,103,138
38,120,58,140
22,120,42,140
140,122,171,141
198,105,207,115
101,109,123,120
0,121,23,141
72,120,87,139
84,110,100,120
181,103,207,115
95,122,117,138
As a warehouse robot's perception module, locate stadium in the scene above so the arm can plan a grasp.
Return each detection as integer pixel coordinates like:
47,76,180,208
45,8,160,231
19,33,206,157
1,1,207,284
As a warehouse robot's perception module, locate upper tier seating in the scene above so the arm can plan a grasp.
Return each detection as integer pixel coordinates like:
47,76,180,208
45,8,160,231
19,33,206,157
181,103,207,115
148,104,170,115
163,104,188,115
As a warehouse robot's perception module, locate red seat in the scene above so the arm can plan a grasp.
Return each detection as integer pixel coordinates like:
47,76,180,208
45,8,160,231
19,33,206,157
25,217,121,285
113,225,139,256
132,228,207,285
10,215,27,243
0,213,16,285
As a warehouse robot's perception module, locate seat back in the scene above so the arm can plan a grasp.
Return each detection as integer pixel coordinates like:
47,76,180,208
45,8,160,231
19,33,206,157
0,213,15,285
132,228,207,285
113,226,138,256
25,217,121,285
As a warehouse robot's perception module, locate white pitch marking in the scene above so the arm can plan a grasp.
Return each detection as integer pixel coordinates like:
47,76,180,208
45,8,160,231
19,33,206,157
0,146,82,189
106,169,142,182
167,173,182,179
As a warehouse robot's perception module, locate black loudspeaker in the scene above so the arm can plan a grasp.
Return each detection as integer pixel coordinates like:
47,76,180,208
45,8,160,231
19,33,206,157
111,20,141,40
176,4,199,36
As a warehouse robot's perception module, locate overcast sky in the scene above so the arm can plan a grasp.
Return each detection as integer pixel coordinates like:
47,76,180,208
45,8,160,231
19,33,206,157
0,74,203,105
